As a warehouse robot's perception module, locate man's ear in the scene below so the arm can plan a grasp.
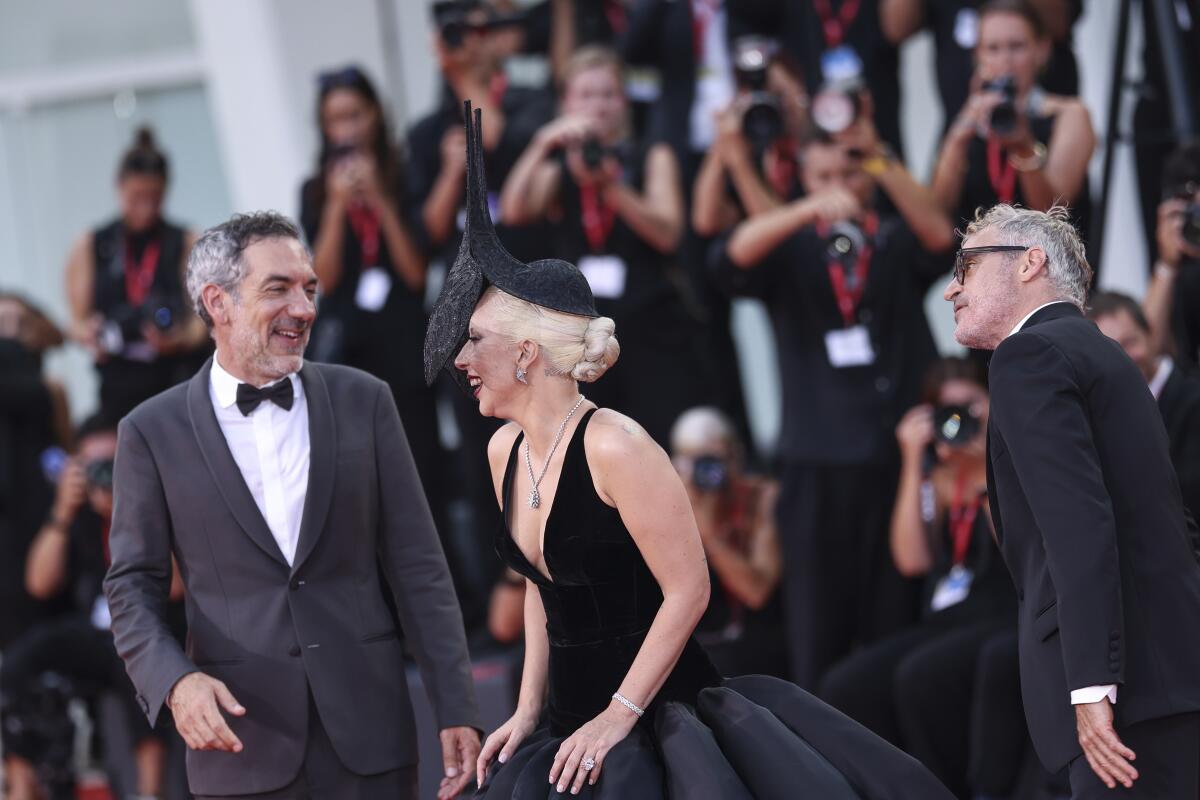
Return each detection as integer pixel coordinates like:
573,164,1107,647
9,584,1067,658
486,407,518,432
201,285,228,326
1019,247,1049,284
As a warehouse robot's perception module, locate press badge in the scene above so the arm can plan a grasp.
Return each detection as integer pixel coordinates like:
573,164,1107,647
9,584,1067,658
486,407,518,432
824,325,875,367
355,266,393,312
820,46,864,82
931,565,974,612
578,254,627,300
954,8,980,49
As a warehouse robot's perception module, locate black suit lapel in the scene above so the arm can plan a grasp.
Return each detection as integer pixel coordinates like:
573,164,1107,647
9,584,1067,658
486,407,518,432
290,364,335,575
985,419,1004,547
186,358,289,567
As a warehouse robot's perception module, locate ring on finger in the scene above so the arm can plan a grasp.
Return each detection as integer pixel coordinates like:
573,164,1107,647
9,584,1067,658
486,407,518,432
582,757,596,771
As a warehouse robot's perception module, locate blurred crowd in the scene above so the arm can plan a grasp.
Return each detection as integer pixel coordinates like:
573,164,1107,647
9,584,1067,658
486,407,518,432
3,0,1200,798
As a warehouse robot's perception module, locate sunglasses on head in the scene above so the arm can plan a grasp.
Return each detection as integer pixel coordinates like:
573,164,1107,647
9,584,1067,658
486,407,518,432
953,245,1029,284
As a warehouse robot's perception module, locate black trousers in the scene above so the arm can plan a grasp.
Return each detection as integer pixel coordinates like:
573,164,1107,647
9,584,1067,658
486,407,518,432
1068,712,1200,799
194,693,417,800
776,462,920,690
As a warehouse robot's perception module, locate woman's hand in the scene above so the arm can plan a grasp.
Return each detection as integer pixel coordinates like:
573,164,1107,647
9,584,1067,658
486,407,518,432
896,404,935,460
797,186,862,226
948,91,1003,147
549,704,638,794
534,113,596,153
475,708,538,787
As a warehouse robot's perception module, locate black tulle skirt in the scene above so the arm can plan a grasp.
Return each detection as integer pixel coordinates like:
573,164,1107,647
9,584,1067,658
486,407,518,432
475,674,955,799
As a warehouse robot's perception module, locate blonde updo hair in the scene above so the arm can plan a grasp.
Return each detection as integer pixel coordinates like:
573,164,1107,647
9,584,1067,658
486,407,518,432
480,286,620,382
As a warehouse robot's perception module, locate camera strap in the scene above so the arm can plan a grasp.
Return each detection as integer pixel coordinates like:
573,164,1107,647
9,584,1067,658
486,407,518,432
347,202,381,266
580,184,617,253
986,138,1017,204
813,0,862,49
123,236,161,307
822,211,877,327
949,470,982,566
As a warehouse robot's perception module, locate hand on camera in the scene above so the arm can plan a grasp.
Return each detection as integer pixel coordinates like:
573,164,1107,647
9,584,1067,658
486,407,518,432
535,114,596,153
52,459,88,527
1156,197,1200,268
167,672,246,753
896,404,935,460
799,186,862,226
440,127,468,179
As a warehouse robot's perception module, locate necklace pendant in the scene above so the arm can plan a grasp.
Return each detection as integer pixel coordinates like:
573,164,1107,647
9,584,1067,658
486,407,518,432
528,489,541,509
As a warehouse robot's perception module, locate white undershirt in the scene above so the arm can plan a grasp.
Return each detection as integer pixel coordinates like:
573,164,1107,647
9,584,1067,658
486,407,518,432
1006,301,1119,706
1149,356,1175,400
209,354,310,566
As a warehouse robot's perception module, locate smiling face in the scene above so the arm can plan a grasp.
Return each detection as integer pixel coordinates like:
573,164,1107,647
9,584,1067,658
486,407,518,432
209,237,318,386
944,228,1026,350
454,293,525,418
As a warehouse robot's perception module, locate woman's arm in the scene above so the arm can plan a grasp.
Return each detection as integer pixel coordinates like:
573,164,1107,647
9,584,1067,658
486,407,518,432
422,128,468,247
727,189,859,268
1013,98,1094,210
605,144,684,254
691,143,742,237
880,0,926,44
499,121,572,226
312,181,350,292
65,232,100,353
890,406,937,577
374,195,428,293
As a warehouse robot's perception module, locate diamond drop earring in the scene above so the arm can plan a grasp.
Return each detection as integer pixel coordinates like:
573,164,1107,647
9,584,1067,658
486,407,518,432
515,367,528,384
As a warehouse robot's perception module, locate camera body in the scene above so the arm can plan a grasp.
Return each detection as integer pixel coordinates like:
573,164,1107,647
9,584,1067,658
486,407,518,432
691,455,730,493
98,292,176,356
732,37,784,149
1183,203,1200,248
982,75,1019,136
933,404,982,448
580,137,619,172
824,221,867,273
811,77,863,137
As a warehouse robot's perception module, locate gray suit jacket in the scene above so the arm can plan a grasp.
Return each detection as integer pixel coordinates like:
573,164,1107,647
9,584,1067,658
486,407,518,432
103,359,479,796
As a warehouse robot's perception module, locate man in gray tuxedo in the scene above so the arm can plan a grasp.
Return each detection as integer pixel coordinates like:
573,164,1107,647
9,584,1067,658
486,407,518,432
103,212,480,799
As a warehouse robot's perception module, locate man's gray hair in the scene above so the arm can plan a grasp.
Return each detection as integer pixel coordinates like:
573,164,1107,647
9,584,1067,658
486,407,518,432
964,204,1092,308
186,211,307,328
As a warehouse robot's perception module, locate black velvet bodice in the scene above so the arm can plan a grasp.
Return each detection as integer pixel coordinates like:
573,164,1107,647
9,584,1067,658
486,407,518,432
497,408,719,734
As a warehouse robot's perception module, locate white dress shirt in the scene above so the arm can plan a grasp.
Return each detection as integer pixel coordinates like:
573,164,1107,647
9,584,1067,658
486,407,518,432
1149,356,1175,401
1005,301,1119,706
209,354,310,566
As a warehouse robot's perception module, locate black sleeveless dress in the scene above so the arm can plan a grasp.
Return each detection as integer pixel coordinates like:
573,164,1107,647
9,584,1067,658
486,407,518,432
477,409,956,800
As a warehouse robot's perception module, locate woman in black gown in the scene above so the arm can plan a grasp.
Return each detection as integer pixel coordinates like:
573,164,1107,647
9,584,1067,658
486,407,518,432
424,102,955,799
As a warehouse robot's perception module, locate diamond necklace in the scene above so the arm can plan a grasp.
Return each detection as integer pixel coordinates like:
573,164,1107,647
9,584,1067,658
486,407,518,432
524,394,586,509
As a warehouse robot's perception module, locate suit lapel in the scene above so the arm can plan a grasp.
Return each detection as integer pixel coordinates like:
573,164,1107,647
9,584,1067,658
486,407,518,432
290,364,335,575
186,358,289,567
985,420,1004,547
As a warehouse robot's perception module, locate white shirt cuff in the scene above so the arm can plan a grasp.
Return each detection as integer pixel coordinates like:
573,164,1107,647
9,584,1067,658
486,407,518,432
1071,685,1118,705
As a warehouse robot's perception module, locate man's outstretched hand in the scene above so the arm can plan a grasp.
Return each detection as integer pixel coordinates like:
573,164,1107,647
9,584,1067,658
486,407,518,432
438,725,482,799
1075,699,1137,789
167,672,246,753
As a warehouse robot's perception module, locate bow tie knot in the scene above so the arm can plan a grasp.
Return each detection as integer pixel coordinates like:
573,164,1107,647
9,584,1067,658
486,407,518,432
236,380,295,416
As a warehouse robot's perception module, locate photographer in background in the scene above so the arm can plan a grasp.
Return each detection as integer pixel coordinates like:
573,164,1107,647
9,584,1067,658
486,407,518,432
1088,292,1200,526
500,45,716,445
719,94,953,690
64,128,205,420
691,37,809,238
670,407,785,678
819,358,1016,797
1,414,184,800
1143,142,1200,370
930,0,1093,241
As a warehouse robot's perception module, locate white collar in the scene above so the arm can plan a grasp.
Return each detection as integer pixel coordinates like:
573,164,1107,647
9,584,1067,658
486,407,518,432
210,352,302,410
1149,356,1174,400
1008,301,1074,338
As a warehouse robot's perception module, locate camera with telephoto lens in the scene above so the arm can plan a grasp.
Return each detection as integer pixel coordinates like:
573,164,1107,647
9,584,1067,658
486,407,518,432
824,220,867,271
98,291,177,356
732,36,784,149
811,76,864,136
982,75,1019,137
933,404,981,448
691,455,730,493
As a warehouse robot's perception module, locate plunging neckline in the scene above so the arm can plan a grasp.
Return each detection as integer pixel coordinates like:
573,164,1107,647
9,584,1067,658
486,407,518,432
503,408,596,585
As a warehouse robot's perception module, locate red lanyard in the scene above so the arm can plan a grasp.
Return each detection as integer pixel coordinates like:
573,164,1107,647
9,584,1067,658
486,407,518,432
949,471,982,567
822,212,877,327
691,0,720,58
124,237,161,307
813,0,862,49
580,184,617,252
604,0,628,36
346,202,381,266
986,138,1017,204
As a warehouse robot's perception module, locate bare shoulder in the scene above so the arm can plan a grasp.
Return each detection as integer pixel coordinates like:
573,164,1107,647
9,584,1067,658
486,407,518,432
487,422,523,470
583,408,665,468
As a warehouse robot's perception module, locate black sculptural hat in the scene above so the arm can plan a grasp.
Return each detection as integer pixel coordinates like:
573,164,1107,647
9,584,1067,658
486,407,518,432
423,101,599,389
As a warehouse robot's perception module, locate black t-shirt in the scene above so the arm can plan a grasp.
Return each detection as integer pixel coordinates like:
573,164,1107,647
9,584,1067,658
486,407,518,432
1171,259,1200,370
928,0,1082,125
921,493,1015,622
717,214,945,464
405,86,556,268
299,168,427,390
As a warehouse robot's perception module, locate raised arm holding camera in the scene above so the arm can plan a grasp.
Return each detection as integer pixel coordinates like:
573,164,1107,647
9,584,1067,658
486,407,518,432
930,0,1093,229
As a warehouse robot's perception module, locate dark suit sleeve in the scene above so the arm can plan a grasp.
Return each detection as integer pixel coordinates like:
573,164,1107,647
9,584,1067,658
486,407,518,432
990,332,1125,691
103,417,196,727
371,381,480,731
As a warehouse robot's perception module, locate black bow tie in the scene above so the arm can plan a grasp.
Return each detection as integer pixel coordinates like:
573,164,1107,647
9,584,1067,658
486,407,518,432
235,380,294,416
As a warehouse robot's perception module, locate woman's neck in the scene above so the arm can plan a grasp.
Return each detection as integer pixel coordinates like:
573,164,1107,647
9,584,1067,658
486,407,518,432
508,380,590,455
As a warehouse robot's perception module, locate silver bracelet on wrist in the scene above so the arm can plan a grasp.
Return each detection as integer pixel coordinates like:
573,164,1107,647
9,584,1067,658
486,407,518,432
611,691,645,718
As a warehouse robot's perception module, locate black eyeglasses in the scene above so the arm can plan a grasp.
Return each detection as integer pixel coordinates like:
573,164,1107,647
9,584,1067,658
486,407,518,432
953,245,1029,284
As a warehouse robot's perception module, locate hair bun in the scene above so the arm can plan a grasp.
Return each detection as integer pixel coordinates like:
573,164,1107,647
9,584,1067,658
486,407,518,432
571,316,620,383
133,126,157,150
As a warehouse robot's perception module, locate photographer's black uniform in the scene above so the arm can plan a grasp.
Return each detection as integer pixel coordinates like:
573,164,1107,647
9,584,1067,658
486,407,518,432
717,214,944,690
1156,359,1200,520
819,478,1015,796
1166,262,1200,369
0,340,60,648
552,143,716,446
91,218,195,420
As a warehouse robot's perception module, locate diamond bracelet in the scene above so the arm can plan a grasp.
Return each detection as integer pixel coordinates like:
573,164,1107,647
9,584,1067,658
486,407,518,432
611,691,645,717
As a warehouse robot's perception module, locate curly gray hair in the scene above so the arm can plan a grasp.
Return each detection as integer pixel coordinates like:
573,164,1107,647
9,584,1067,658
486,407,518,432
186,211,307,328
963,204,1092,308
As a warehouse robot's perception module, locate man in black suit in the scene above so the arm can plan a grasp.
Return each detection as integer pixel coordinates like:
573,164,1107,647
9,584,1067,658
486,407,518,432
1088,291,1200,526
104,212,481,799
943,203,1200,797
